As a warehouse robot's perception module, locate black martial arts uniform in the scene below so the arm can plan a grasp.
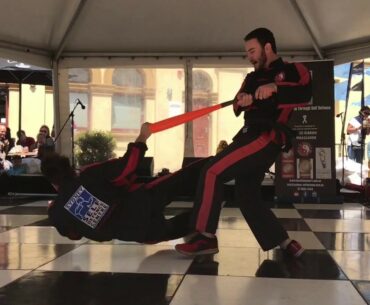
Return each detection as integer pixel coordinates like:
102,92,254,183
48,142,208,243
191,58,312,250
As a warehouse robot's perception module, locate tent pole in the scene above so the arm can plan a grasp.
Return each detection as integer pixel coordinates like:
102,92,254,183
341,63,353,185
18,82,22,131
184,59,194,157
54,0,88,61
52,61,61,153
289,0,324,59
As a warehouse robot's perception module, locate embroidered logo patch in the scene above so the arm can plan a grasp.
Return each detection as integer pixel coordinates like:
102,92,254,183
64,186,110,229
275,72,285,82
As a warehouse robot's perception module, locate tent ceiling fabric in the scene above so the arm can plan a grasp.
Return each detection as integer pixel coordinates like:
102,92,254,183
0,0,370,67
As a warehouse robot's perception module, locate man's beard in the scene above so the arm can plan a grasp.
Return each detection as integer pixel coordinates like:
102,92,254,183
255,50,267,70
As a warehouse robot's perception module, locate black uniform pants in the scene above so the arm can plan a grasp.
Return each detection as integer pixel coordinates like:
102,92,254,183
190,130,289,251
144,157,211,241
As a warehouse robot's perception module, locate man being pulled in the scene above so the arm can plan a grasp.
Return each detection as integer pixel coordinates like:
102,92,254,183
42,123,208,243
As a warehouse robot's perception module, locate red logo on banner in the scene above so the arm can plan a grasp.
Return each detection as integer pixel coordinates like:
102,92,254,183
297,142,312,157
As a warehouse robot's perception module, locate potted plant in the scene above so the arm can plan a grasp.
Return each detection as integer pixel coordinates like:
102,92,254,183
75,131,116,167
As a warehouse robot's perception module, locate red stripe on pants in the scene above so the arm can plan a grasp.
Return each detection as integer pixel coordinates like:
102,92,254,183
111,146,140,186
196,133,272,232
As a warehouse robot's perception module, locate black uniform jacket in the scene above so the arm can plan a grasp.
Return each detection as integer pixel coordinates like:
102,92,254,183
48,142,154,242
233,57,312,145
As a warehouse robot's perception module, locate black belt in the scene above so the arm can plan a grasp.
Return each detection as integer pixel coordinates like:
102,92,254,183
272,123,296,152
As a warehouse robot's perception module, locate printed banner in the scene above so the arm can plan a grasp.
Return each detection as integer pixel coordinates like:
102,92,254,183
275,60,337,202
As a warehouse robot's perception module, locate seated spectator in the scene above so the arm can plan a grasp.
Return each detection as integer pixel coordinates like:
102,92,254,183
33,132,54,159
5,127,15,151
51,125,55,139
31,125,55,156
16,130,36,151
216,140,228,154
0,124,9,154
0,124,12,172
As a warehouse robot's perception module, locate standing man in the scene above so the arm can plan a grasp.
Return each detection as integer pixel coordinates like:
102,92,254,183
176,28,312,257
346,106,370,163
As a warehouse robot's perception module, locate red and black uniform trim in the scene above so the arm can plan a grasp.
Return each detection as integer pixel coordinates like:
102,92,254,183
191,57,312,250
48,142,149,242
48,142,210,243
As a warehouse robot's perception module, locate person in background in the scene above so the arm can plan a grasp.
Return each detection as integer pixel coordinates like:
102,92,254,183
38,125,54,146
346,106,370,163
0,124,9,154
216,140,228,154
31,125,55,158
5,127,15,151
0,124,12,172
51,125,56,139
16,130,36,151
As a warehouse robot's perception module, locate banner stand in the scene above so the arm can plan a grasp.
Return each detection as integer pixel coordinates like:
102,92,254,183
275,60,340,204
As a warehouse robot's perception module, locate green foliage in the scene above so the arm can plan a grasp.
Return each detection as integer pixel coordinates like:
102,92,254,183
75,131,116,166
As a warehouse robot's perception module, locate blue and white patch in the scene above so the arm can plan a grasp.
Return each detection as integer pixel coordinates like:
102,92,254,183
64,186,110,229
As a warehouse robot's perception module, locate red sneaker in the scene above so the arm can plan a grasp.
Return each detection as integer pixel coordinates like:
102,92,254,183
175,233,219,256
285,240,304,258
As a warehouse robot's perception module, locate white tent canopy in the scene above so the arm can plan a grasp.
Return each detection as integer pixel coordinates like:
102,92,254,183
1,0,370,156
0,0,370,67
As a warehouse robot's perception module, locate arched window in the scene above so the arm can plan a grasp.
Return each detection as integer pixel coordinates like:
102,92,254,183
111,69,145,130
193,71,212,92
112,68,144,87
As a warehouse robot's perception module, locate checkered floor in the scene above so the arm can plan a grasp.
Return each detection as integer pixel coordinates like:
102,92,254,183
0,197,370,305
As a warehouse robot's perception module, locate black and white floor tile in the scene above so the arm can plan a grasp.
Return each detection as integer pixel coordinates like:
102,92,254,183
0,198,370,304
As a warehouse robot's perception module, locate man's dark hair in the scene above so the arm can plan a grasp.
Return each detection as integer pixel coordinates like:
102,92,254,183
244,28,277,53
41,152,75,186
360,106,370,116
16,130,25,138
